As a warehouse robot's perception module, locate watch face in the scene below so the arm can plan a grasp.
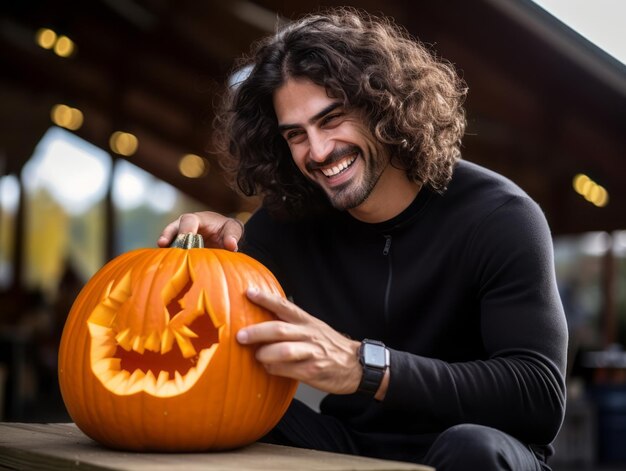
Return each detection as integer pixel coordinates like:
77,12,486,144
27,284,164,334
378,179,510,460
363,343,387,368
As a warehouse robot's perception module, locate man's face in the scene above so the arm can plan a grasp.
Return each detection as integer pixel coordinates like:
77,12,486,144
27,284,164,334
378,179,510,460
273,78,390,212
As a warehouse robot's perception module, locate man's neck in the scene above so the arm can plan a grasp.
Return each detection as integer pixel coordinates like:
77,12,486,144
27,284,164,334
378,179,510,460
348,166,422,224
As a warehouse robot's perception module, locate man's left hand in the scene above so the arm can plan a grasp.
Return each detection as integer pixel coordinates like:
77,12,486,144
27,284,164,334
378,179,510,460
236,287,362,395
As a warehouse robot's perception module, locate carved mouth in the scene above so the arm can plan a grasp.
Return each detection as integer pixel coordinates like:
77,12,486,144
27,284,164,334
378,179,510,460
87,260,222,397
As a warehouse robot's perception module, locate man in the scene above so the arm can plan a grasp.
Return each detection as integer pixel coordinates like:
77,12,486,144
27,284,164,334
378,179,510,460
158,8,567,470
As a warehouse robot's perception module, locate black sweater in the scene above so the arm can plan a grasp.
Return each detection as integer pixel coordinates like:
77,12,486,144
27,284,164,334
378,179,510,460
241,160,568,446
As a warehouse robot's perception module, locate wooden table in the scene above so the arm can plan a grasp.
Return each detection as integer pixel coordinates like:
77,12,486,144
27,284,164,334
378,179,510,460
0,423,433,470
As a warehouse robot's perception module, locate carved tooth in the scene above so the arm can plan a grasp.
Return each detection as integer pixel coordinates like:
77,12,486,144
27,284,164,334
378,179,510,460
197,344,218,371
174,330,197,358
108,272,132,304
89,304,116,327
144,331,160,352
102,297,120,309
115,328,132,351
132,335,145,354
102,280,114,298
202,290,222,328
130,369,144,381
178,324,198,338
101,335,118,347
98,369,118,383
144,371,157,395
88,323,110,337
184,366,199,388
161,328,175,354
93,358,121,375
126,369,145,395
159,381,179,397
100,281,121,309
174,371,185,390
195,289,204,310
98,336,118,358
90,330,117,359
95,344,116,359
156,370,169,390
107,370,130,392
88,323,113,340
162,262,189,317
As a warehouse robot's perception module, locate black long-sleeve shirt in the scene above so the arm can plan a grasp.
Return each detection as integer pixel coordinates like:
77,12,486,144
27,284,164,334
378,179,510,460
241,159,568,447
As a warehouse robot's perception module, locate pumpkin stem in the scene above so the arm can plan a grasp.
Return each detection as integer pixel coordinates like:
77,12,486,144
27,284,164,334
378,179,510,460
169,233,205,249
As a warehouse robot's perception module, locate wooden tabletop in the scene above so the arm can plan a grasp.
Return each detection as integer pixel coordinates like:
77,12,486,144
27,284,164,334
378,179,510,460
0,423,433,471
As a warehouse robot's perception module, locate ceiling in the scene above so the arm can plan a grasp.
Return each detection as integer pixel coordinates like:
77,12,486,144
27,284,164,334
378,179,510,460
1,0,625,235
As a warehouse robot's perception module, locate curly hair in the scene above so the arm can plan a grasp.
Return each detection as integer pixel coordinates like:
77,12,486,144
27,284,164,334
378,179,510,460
213,7,467,218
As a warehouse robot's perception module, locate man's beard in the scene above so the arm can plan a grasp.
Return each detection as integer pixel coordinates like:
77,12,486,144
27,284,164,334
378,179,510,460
312,143,388,211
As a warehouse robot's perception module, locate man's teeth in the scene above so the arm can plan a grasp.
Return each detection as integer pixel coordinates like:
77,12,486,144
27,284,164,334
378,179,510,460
321,155,356,177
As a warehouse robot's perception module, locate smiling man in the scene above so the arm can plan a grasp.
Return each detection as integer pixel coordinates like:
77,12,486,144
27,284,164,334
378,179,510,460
158,7,567,470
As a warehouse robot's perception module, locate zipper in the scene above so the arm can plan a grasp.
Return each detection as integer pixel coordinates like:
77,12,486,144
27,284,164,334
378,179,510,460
383,235,392,323
383,235,392,255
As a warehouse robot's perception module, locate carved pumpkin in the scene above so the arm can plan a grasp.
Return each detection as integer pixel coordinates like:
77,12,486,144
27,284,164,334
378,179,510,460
58,234,297,451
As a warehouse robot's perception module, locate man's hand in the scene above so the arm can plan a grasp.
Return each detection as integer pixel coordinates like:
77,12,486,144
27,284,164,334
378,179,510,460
237,287,362,395
157,211,245,251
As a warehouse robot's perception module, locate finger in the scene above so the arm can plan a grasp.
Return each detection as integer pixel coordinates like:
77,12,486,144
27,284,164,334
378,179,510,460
246,287,310,324
255,341,312,364
220,218,245,252
157,219,183,247
157,214,200,247
177,213,201,235
236,320,304,345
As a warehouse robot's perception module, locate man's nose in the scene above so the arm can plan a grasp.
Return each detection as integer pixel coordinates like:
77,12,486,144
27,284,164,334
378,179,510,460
308,131,330,162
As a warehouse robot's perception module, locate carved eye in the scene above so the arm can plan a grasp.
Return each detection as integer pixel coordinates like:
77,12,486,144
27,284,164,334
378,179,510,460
59,241,297,451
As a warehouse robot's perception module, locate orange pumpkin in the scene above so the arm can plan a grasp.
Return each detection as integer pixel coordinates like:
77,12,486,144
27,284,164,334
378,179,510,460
58,234,297,451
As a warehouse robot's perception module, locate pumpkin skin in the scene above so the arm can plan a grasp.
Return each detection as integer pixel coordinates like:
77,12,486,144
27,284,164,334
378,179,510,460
58,237,298,451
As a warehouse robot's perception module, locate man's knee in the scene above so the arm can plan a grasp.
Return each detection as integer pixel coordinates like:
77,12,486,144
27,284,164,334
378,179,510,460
429,424,504,466
424,424,541,471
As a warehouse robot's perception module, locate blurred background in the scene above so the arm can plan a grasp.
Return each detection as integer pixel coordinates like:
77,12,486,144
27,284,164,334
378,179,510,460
0,0,624,469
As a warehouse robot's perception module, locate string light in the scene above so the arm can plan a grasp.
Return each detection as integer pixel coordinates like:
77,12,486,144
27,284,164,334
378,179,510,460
36,28,57,49
35,27,76,58
51,104,83,131
54,35,76,58
110,132,139,156
178,154,209,178
572,174,609,207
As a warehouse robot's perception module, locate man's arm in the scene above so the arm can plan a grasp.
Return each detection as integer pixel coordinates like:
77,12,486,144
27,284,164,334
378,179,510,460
383,196,568,444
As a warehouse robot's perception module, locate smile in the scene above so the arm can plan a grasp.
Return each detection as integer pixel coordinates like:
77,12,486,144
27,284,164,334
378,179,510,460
321,154,357,178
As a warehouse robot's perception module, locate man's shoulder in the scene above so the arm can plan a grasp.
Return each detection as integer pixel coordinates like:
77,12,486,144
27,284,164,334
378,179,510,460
437,160,544,232
449,160,531,204
454,160,524,191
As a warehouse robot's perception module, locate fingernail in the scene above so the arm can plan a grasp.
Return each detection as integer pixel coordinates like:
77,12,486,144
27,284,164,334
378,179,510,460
247,286,259,297
236,329,248,344
230,236,239,252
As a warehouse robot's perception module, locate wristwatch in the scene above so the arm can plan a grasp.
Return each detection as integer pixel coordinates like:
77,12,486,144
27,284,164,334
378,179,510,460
357,339,389,396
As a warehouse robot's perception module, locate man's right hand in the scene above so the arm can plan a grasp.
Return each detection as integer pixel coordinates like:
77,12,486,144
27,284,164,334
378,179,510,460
157,211,245,252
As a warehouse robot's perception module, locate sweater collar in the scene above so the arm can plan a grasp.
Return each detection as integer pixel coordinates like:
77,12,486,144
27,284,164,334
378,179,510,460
338,185,433,234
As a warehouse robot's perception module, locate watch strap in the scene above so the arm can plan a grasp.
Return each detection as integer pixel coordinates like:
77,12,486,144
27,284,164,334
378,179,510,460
358,363,385,395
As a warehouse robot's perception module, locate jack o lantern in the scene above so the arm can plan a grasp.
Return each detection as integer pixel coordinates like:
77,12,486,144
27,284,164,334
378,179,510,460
58,233,297,451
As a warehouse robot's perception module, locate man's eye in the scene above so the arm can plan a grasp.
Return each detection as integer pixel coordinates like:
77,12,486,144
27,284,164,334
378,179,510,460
321,113,342,126
286,130,305,142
